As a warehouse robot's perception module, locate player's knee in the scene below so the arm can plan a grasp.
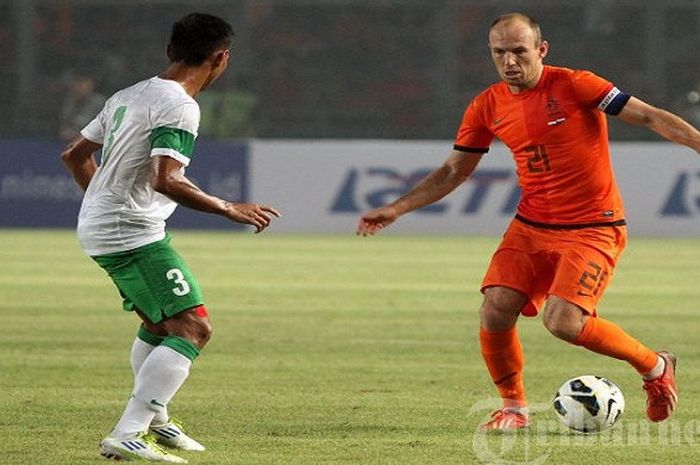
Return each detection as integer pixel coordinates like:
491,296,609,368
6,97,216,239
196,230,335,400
190,312,212,348
479,287,524,330
168,305,213,349
200,319,212,346
542,304,584,342
542,312,573,341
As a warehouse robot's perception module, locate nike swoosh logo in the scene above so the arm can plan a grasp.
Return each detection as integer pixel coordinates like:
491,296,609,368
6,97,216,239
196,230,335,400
493,371,517,385
605,397,617,422
493,117,506,126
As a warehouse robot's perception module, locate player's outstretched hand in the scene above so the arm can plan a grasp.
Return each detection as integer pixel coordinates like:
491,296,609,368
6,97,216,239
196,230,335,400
356,206,399,236
224,202,281,233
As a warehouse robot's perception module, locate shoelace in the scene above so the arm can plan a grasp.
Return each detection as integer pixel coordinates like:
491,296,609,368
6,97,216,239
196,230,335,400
488,410,526,424
138,432,171,455
169,418,185,432
643,379,674,406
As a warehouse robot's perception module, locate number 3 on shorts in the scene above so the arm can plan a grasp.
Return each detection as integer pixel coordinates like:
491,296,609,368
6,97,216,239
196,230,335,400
166,268,191,296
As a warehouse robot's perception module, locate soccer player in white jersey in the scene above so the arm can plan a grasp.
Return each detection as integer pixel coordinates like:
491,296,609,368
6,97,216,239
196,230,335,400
61,13,280,463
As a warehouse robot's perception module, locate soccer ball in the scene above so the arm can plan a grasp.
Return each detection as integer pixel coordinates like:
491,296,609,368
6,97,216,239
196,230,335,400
553,375,625,433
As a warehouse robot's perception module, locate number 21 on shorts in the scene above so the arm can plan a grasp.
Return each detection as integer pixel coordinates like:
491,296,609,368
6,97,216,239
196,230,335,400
166,268,191,296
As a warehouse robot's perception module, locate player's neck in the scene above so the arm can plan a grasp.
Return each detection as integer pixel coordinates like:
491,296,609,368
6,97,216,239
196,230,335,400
507,66,545,94
159,64,209,97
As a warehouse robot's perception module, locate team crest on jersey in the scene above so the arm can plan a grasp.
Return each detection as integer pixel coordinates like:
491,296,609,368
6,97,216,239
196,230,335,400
546,95,566,126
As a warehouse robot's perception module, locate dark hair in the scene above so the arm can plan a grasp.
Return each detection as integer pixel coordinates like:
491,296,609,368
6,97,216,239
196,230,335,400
490,12,542,45
168,13,234,65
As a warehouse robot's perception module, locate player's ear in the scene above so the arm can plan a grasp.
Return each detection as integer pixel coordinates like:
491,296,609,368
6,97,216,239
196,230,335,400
538,40,549,59
166,43,175,62
211,49,229,68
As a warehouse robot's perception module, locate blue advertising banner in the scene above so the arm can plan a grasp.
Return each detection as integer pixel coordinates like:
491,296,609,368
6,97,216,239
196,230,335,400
0,139,249,230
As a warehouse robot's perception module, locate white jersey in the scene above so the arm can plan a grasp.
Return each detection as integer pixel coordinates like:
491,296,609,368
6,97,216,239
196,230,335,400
78,76,200,255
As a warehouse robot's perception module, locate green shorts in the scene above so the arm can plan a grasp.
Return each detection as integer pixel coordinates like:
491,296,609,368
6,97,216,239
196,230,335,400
92,235,204,324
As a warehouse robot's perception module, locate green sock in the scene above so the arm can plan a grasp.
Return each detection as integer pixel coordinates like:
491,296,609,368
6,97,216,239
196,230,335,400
137,325,165,346
161,336,200,361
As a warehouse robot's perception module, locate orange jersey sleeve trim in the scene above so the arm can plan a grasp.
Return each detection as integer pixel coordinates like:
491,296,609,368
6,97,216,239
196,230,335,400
453,144,489,153
570,69,615,108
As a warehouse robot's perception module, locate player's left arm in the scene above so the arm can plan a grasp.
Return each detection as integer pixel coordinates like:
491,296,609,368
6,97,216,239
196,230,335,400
60,136,102,191
617,97,700,154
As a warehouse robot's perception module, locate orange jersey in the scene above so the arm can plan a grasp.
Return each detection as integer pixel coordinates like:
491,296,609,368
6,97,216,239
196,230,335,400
455,65,625,225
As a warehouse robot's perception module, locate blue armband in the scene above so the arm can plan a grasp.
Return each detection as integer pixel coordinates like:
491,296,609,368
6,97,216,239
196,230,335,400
597,87,631,115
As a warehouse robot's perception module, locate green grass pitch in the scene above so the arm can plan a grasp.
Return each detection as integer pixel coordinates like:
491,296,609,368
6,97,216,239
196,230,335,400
2,229,700,465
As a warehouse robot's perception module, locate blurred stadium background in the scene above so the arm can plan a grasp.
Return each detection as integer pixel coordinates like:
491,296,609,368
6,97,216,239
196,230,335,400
4,0,700,235
0,0,700,236
3,0,700,141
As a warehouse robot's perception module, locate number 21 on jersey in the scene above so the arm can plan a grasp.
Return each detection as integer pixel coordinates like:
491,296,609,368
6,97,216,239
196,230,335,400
525,145,552,173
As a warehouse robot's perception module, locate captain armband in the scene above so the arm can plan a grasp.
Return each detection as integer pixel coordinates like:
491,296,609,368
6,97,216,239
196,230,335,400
597,87,631,116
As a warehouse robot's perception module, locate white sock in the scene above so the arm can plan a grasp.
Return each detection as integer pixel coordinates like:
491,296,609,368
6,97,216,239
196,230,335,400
110,397,158,439
130,338,169,426
130,337,156,376
643,355,665,380
112,346,192,438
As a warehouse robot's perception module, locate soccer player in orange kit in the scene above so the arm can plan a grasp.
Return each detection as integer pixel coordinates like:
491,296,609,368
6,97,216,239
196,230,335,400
357,12,700,431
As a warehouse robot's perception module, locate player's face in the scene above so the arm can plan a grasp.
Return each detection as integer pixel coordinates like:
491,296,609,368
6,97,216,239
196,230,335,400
488,21,548,93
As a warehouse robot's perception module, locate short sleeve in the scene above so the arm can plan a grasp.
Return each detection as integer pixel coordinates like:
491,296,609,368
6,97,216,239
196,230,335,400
571,70,631,115
570,70,615,108
150,102,200,166
80,108,106,144
454,96,493,154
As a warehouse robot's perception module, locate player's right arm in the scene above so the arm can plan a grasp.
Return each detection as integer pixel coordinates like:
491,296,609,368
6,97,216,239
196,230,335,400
357,92,492,236
60,136,103,191
150,101,280,233
150,155,280,233
356,150,483,236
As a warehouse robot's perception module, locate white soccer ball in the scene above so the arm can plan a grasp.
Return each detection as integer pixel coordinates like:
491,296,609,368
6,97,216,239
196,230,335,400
553,375,625,433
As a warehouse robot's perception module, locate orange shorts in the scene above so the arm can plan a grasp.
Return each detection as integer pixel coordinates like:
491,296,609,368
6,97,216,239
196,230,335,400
481,219,627,317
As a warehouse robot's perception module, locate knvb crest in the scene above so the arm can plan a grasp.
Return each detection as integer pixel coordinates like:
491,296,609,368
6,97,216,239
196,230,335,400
545,95,566,126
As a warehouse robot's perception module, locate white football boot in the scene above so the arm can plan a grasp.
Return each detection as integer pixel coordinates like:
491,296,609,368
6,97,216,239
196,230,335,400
149,419,205,452
100,431,188,462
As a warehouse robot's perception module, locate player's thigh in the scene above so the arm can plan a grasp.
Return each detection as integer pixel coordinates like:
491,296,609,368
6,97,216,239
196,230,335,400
549,227,625,315
481,221,556,317
94,237,204,324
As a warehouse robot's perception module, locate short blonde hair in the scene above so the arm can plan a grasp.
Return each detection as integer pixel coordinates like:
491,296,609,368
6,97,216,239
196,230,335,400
490,13,542,45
